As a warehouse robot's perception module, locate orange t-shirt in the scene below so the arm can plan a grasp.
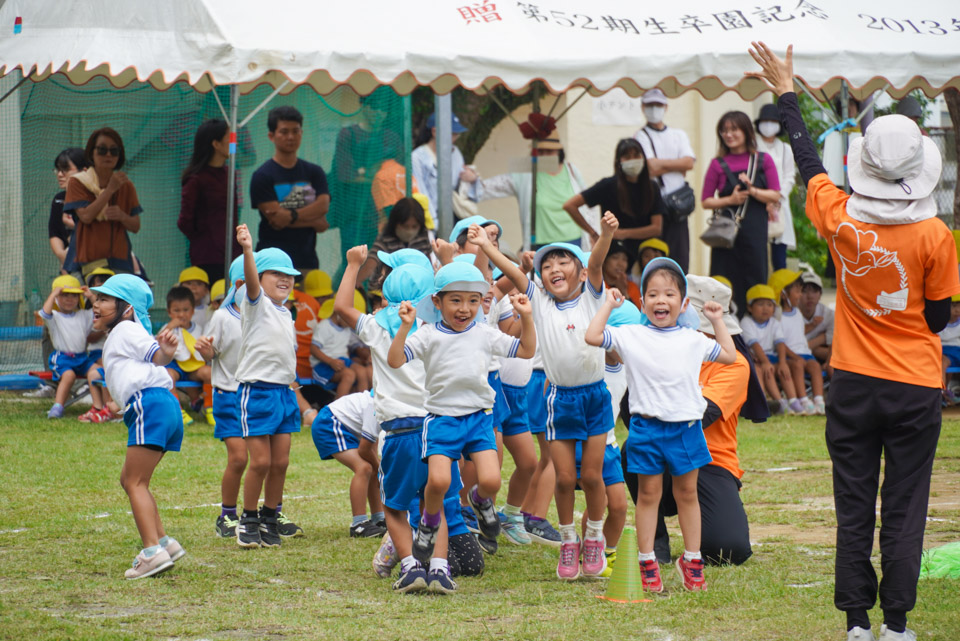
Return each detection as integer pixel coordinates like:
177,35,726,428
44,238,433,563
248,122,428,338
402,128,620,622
290,289,320,379
700,351,749,479
805,173,960,388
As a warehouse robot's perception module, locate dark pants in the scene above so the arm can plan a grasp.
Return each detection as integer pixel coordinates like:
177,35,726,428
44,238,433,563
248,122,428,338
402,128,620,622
662,216,690,274
826,369,941,622
622,449,752,566
195,263,226,286
448,532,484,577
770,242,787,271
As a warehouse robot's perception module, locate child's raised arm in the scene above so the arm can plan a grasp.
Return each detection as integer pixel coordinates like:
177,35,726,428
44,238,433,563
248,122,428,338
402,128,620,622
472,224,530,295
237,224,259,302
702,301,738,364
335,245,367,329
587,212,619,293
509,293,537,359
386,301,417,368
41,287,60,316
585,288,624,346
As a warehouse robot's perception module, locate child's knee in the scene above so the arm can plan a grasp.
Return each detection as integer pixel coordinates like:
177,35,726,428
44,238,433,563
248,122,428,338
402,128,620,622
607,488,628,517
227,451,248,473
672,482,698,505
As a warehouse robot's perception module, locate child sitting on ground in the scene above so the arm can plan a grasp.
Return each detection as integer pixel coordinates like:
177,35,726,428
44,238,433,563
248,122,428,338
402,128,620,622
939,295,960,404
770,269,825,415
740,284,804,415
39,275,96,419
798,271,834,369
637,238,669,274
208,279,225,313
160,286,212,425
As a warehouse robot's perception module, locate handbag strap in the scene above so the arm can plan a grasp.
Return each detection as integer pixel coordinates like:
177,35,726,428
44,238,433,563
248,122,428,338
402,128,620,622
716,157,748,224
641,128,666,189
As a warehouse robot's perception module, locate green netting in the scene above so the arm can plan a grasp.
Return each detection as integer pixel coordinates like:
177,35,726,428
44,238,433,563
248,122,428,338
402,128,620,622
3,70,407,328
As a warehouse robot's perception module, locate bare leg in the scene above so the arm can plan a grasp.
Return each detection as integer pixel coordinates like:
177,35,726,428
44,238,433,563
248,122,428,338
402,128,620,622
332,449,374,517
263,433,291,509
221,436,248,507
578,434,608,522
502,432,537,507
242,436,271,511
54,370,76,407
120,446,166,547
672,469,701,553
635,473,663,553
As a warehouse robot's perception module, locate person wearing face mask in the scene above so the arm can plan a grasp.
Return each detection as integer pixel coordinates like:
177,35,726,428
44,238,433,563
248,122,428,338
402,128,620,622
357,197,435,290
633,89,697,273
754,103,796,271
563,138,665,266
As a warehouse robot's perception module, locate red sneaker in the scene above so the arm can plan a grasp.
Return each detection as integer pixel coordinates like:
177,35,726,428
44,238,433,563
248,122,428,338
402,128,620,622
639,559,663,593
676,556,707,591
78,407,101,423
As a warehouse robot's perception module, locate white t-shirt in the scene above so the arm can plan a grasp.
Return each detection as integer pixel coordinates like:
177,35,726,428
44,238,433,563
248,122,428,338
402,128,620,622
740,315,785,357
803,302,835,345
780,308,812,356
158,321,202,364
102,320,173,407
940,319,960,348
633,125,696,197
403,321,520,416
356,314,427,424
495,296,533,386
235,290,296,386
192,304,210,334
602,324,721,422
486,296,517,373
39,308,93,354
328,390,376,440
603,361,626,446
525,280,605,387
205,304,243,392
310,318,354,366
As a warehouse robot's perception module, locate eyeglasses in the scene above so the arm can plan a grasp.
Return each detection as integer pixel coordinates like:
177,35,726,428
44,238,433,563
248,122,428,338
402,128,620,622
95,145,121,156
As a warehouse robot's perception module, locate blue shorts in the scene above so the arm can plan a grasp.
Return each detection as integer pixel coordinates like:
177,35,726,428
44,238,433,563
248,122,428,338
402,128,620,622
165,361,187,380
499,383,530,436
575,442,625,487
625,415,712,477
799,354,816,361
945,345,960,368
545,380,613,442
49,350,97,379
88,349,103,363
488,371,511,430
212,388,241,440
311,406,360,460
124,387,183,452
766,353,779,364
312,357,352,389
238,382,300,438
379,426,462,510
422,409,497,460
525,369,548,435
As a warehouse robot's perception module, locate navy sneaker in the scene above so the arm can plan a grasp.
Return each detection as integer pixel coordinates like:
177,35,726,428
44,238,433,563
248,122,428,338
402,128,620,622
461,506,480,535
237,514,261,549
427,569,458,594
477,533,498,555
412,519,439,565
393,565,428,593
216,514,238,538
467,485,500,541
350,519,387,538
524,514,562,547
258,514,282,548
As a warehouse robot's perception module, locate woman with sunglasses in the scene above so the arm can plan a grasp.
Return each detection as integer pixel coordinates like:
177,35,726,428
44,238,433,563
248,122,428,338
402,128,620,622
63,127,142,277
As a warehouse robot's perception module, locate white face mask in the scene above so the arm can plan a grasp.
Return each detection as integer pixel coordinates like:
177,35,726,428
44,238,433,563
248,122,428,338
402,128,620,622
758,121,780,138
643,105,666,124
621,158,645,178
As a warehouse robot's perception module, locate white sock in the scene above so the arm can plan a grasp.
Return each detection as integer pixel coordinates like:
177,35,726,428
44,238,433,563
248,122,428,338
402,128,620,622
504,503,522,516
400,555,418,572
683,550,702,562
788,397,799,404
638,551,657,562
814,395,824,403
429,558,449,574
585,519,604,541
559,523,578,543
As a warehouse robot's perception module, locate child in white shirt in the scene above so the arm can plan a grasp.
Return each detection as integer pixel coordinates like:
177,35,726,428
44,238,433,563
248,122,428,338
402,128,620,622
770,269,825,415
38,275,96,419
740,284,803,415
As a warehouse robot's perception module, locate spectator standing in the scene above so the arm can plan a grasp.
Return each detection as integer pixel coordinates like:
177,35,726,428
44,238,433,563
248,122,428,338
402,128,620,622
48,148,87,271
357,198,434,290
754,103,797,271
411,112,480,223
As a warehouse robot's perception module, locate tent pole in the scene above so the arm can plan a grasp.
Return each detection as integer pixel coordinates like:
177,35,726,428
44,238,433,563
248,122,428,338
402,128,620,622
436,94,453,241
224,85,239,282
840,80,850,194
528,84,540,252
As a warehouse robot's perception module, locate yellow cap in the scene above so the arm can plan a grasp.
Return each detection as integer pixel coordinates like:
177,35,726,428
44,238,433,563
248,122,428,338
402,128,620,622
85,267,115,285
952,294,960,303
746,284,776,305
303,269,333,298
288,291,296,301
412,192,435,230
210,279,225,301
712,275,733,290
178,266,210,285
767,268,804,304
53,274,84,294
638,238,670,257
318,298,335,319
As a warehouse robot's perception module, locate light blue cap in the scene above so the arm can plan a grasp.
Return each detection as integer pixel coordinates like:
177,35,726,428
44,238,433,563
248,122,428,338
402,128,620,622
90,274,154,334
377,248,433,273
608,300,643,327
376,263,435,338
434,262,490,295
449,215,503,244
453,254,480,265
255,247,300,277
221,256,246,309
533,242,589,276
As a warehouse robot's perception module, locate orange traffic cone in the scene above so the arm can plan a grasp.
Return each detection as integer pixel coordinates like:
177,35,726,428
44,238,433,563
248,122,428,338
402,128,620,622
596,526,652,603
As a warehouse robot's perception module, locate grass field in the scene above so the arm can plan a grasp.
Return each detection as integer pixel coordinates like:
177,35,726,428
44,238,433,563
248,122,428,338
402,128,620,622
1,396,959,641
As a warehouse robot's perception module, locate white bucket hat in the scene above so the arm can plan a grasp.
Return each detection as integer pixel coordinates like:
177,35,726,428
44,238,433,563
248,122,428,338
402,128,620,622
686,275,741,336
847,114,941,201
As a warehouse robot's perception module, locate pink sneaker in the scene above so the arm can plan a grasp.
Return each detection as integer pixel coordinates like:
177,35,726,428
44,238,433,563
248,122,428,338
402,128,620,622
124,548,173,580
676,556,707,591
640,559,664,593
581,537,607,577
556,539,581,580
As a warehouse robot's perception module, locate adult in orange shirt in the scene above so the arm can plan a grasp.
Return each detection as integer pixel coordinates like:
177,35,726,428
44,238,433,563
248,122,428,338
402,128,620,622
749,43,960,641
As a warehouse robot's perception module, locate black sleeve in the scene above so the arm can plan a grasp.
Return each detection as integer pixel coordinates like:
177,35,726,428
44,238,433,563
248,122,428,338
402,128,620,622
48,193,66,239
701,399,723,429
249,166,276,208
312,163,329,197
580,178,607,209
776,92,827,186
925,297,951,334
649,181,666,217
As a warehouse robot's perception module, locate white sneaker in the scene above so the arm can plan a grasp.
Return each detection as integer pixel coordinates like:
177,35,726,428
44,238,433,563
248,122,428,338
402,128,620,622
877,625,915,641
801,397,817,415
22,385,54,398
124,548,174,579
847,626,876,641
162,537,186,562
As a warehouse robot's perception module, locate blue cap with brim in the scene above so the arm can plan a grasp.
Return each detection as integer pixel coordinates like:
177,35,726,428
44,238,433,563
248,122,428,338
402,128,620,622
449,215,504,244
427,112,467,134
255,247,300,277
378,248,433,273
434,262,490,296
221,256,246,309
376,263,435,338
90,274,154,334
608,300,643,327
533,242,589,277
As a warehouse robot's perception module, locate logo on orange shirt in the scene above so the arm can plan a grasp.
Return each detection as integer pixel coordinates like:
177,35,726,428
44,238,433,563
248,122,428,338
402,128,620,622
833,222,908,316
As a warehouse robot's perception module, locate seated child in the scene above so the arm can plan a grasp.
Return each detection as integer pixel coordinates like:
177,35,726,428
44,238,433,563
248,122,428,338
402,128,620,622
208,278,225,313
740,284,804,415
637,238,669,274
603,241,641,308
798,271,834,367
160,286,212,425
770,269,825,415
178,266,211,331
939,295,960,404
311,308,365,398
39,275,96,419
79,267,117,423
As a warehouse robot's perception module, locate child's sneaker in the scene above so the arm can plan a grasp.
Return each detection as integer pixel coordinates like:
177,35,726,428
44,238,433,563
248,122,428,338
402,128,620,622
216,514,238,538
524,515,562,547
190,396,204,413
124,548,174,580
372,534,397,578
392,564,427,593
276,511,303,537
600,550,616,578
237,514,261,548
181,408,194,426
204,407,216,426
801,397,817,415
350,519,386,538
501,513,532,545
877,626,916,641
581,537,607,577
477,533,498,555
427,568,458,594
467,485,500,540
847,627,876,641
78,407,101,423
258,513,282,547
556,538,581,580
788,398,805,415
461,506,480,534
47,403,64,419
675,555,707,591
162,537,186,562
777,398,790,415
640,559,664,593
412,520,439,565
814,397,827,415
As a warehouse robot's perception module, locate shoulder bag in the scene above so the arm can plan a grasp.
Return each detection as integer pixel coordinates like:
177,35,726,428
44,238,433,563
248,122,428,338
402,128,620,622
699,154,759,249
641,128,696,222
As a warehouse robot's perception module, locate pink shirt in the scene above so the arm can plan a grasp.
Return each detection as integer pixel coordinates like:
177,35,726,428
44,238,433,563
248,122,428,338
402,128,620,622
702,152,780,199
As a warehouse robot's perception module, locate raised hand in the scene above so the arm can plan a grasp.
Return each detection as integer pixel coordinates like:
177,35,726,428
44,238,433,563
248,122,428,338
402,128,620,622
432,238,457,265
466,224,490,248
509,292,532,316
702,300,724,321
236,224,252,250
600,211,619,236
194,335,215,360
520,251,535,274
156,328,179,359
745,42,795,96
398,300,416,325
606,287,625,308
347,245,368,266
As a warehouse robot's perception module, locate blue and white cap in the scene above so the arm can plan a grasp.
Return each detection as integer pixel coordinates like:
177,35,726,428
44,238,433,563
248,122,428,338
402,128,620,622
532,242,589,277
377,248,433,273
639,257,700,330
221,255,246,309
449,215,503,244
434,262,490,296
255,247,300,276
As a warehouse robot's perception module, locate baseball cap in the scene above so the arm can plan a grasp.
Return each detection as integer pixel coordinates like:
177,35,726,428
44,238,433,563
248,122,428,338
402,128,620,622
449,215,504,244
303,269,333,298
426,112,467,134
801,271,823,290
434,262,490,295
746,284,776,305
641,89,668,105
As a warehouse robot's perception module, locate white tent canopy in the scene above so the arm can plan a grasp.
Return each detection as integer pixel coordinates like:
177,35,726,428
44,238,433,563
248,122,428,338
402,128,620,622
1,0,958,99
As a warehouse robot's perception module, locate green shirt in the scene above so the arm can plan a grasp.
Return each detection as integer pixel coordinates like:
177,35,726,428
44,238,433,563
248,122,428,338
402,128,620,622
534,166,580,245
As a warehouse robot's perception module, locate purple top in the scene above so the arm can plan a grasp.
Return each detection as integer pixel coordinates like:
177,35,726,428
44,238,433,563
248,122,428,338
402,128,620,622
178,165,241,267
702,152,780,199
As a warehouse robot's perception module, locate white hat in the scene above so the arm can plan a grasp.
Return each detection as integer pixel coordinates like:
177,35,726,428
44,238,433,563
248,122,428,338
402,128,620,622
848,114,941,201
800,271,823,289
686,275,741,336
641,88,668,105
